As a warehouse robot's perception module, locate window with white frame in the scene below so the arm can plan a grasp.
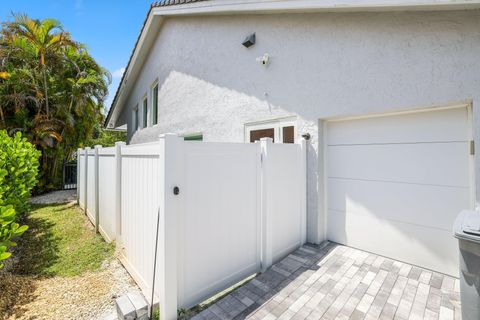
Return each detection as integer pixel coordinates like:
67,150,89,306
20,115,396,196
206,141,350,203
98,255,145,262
151,82,158,125
133,105,139,132
142,96,148,128
244,117,297,143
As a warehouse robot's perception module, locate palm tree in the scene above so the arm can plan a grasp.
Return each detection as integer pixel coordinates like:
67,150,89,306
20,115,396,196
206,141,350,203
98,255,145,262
0,14,111,191
4,15,78,116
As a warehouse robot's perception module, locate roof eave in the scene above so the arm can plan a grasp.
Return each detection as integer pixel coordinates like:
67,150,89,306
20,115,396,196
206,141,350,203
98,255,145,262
151,0,480,15
105,6,160,128
106,0,480,128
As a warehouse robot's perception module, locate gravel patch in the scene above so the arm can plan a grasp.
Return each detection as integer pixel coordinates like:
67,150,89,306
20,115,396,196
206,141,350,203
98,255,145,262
1,258,140,320
1,190,142,320
30,189,77,205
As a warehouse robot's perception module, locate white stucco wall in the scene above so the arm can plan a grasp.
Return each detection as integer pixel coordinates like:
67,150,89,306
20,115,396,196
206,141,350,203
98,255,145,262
119,11,480,243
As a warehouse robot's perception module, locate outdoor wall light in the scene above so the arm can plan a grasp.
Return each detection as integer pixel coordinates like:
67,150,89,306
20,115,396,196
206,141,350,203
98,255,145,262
242,33,256,48
256,53,270,66
302,133,311,140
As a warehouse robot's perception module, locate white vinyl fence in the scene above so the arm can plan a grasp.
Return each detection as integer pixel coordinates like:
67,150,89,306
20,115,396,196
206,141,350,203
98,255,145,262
98,146,120,241
77,134,306,320
86,149,96,226
78,150,86,208
179,141,261,308
121,141,163,294
78,143,124,241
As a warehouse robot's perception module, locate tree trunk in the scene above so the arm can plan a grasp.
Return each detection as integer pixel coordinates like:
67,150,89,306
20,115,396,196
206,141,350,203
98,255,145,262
43,67,49,116
0,106,5,127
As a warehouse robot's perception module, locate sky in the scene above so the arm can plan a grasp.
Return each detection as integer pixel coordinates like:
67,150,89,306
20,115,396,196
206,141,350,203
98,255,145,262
0,0,154,110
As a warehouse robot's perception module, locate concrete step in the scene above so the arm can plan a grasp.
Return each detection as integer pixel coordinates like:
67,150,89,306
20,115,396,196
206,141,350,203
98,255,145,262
116,292,149,320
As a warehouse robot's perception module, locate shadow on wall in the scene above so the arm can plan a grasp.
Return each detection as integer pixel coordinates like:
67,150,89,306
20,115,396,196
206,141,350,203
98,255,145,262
129,71,320,244
306,141,319,242
129,69,460,260
129,70,317,144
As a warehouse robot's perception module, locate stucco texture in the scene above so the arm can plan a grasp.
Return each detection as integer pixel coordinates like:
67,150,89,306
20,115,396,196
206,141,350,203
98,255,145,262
119,11,480,243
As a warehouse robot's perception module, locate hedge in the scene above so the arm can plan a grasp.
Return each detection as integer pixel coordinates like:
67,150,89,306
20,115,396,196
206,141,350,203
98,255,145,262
0,131,40,267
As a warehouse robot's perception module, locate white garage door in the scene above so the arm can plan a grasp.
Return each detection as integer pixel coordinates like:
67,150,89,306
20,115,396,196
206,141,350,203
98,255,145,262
326,106,473,276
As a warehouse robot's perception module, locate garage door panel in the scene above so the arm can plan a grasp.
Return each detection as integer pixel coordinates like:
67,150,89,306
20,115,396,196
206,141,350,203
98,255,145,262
326,106,471,277
328,178,469,231
327,209,459,276
327,142,469,187
327,107,468,145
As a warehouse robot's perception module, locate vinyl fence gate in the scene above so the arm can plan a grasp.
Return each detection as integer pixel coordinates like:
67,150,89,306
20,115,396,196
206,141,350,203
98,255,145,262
77,134,307,320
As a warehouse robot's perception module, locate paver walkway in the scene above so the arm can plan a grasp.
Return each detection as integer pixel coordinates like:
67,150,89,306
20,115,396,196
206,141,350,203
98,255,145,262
190,242,460,320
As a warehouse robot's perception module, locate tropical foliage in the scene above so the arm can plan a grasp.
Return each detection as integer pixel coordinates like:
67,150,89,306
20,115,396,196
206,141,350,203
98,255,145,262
0,130,40,267
0,206,27,268
0,14,111,191
86,126,127,148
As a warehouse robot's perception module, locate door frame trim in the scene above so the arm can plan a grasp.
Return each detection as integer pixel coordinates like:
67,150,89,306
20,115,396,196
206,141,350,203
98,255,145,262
244,116,298,143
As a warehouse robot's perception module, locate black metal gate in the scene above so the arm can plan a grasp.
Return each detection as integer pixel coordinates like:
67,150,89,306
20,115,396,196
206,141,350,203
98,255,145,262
63,162,77,190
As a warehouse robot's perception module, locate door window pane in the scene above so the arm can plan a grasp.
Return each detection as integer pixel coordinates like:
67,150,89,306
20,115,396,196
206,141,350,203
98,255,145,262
282,126,295,143
250,128,275,143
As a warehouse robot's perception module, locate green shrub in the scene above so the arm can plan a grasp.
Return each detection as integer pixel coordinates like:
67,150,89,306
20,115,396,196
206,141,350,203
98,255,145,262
0,131,40,212
0,206,28,267
0,130,40,267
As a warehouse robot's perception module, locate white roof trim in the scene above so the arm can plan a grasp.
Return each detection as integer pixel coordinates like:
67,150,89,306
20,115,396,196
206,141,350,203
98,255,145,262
153,0,480,15
107,0,480,127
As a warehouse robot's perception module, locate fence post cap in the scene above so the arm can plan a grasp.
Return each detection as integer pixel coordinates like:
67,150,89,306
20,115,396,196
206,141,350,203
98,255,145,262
94,144,102,149
260,137,273,143
115,141,126,146
159,133,178,139
159,133,181,143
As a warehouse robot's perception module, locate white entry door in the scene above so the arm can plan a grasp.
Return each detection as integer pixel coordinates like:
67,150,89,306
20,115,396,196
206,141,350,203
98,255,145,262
326,106,473,276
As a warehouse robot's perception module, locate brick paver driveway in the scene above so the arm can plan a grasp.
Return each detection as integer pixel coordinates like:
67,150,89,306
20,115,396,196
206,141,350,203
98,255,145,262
191,242,460,320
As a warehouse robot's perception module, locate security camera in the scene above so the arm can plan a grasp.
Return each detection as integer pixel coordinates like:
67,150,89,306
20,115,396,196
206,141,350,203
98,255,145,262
256,53,270,66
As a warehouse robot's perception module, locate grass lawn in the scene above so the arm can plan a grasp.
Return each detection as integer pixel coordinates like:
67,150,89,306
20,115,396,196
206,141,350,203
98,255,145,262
0,201,127,320
13,202,114,277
